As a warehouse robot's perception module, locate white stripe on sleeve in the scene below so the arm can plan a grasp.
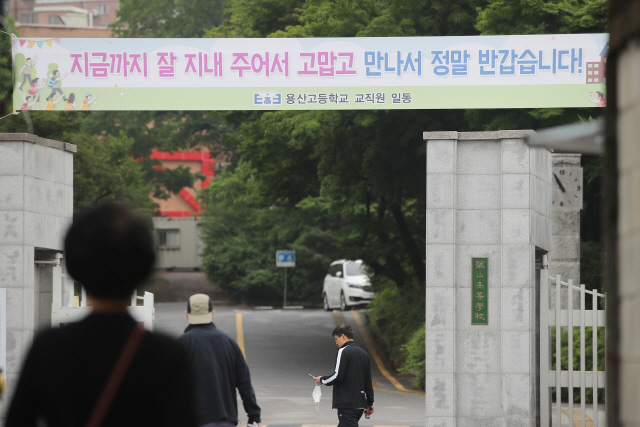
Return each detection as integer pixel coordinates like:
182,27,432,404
322,346,346,384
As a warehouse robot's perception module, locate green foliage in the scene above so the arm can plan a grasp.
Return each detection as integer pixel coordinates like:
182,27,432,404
0,110,85,140
581,240,604,293
0,17,16,115
551,326,605,403
207,0,304,38
200,163,340,304
68,131,156,217
399,324,426,389
477,0,608,35
81,111,226,199
111,0,227,38
366,282,425,373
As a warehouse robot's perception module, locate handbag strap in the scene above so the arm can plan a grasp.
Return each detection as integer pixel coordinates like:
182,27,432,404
85,325,146,427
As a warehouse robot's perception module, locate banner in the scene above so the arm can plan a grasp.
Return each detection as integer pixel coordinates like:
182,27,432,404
11,34,608,111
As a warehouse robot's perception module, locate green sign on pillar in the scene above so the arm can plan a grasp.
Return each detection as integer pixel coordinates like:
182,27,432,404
472,258,488,325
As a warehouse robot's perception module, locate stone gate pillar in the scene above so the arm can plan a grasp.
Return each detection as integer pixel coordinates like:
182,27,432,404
0,134,75,416
424,131,552,426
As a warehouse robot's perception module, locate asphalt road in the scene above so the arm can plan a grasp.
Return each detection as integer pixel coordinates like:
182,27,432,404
155,302,425,426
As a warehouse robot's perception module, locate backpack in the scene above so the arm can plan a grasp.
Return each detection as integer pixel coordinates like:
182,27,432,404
28,84,37,94
47,77,57,88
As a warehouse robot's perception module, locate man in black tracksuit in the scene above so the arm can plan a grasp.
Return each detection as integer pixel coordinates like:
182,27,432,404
313,324,374,427
179,294,262,427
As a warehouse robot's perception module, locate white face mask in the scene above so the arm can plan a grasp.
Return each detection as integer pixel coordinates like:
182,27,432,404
312,384,322,409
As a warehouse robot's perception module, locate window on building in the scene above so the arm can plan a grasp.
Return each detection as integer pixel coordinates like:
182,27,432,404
157,229,180,249
48,15,65,25
96,4,108,15
21,12,38,23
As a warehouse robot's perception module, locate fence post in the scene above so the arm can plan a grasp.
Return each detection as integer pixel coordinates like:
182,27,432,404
568,279,574,423
556,274,562,426
580,284,586,427
592,290,599,427
540,260,550,427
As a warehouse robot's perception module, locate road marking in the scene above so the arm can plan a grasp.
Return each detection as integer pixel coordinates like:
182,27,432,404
559,408,594,427
236,312,246,361
331,310,346,325
331,310,423,396
352,311,420,395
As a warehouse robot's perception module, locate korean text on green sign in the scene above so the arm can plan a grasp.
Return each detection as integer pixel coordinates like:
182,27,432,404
472,258,488,325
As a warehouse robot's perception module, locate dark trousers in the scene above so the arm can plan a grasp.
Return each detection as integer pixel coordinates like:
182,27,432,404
337,408,364,427
20,73,32,87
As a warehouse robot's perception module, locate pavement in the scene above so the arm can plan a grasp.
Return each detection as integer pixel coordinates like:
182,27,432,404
154,303,425,426
550,403,606,426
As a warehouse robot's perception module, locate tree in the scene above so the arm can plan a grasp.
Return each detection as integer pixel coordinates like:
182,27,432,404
0,16,15,116
111,0,227,38
477,0,608,35
208,0,304,38
69,132,156,216
200,163,340,304
80,111,229,199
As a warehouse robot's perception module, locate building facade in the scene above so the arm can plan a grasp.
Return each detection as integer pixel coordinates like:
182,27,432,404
8,0,117,37
150,149,215,270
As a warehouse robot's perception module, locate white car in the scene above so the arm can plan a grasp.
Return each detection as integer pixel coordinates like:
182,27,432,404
322,260,374,311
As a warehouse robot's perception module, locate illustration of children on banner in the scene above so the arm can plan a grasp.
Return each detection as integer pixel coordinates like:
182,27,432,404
20,93,37,110
17,56,37,91
589,91,606,107
44,92,64,110
64,93,76,110
46,69,68,102
81,93,99,110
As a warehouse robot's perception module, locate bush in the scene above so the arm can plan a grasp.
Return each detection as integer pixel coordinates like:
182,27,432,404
399,324,425,389
367,281,425,389
551,326,605,403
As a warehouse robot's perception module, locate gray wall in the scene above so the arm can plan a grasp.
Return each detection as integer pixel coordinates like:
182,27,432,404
424,131,552,426
152,216,203,270
615,39,640,427
0,134,75,415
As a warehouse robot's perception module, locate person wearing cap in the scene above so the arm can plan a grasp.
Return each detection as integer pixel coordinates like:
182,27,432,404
6,202,198,427
178,294,262,427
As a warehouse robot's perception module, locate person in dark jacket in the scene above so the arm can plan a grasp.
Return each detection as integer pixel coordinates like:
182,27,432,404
6,202,198,427
312,323,374,427
178,294,262,427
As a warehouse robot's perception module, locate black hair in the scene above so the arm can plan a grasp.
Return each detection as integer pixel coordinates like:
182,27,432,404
33,78,38,84
26,57,31,61
596,91,604,98
64,203,155,299
332,323,354,339
53,70,59,76
26,96,31,101
68,93,75,103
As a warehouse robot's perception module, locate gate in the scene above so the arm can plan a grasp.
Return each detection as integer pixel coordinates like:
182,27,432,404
46,254,155,329
540,255,606,426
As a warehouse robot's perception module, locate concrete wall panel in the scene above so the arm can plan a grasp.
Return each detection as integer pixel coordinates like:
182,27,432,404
457,140,501,174
502,174,529,209
427,244,455,287
456,210,501,244
502,139,530,174
458,175,501,209
0,176,25,210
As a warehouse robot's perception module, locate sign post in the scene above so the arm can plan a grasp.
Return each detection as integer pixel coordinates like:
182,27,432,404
276,250,295,307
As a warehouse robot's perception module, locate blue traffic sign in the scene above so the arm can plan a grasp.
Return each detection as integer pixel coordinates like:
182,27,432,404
276,250,295,267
